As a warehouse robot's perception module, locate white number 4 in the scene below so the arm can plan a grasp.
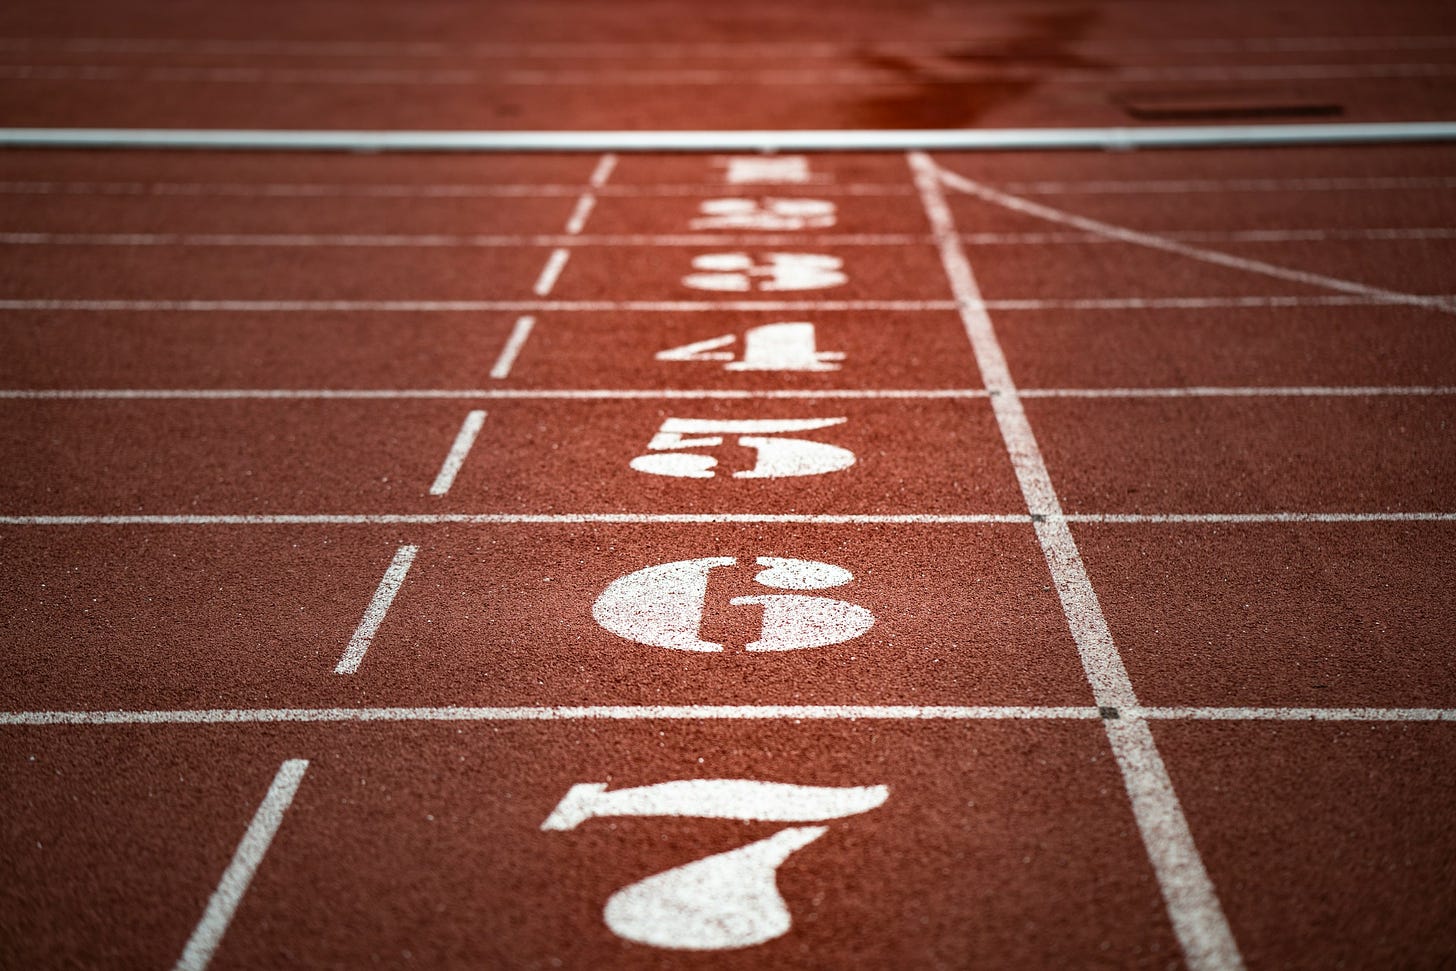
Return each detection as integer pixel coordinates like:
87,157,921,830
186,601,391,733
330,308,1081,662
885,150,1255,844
541,778,889,950
629,417,854,479
656,322,844,372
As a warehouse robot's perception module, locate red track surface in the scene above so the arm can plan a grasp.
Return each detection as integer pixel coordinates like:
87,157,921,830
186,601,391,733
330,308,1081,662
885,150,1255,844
3,2,1456,969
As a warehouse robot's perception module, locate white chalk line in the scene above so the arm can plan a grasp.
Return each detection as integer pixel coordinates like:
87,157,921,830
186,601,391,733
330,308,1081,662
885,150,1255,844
333,545,417,675
912,149,1243,971
5,387,1454,401
4,228,1454,248
3,295,1451,313
531,247,570,296
1002,176,1456,196
0,180,915,199
428,410,486,496
0,512,1452,527
937,164,1456,316
172,758,307,971
489,316,535,380
4,706,1451,727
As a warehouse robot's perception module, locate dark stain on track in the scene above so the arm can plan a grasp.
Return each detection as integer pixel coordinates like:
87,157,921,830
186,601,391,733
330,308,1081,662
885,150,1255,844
845,9,1108,128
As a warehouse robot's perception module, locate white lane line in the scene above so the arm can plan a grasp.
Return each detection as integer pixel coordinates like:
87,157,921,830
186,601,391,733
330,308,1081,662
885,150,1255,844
531,248,571,296
333,545,417,675
562,196,596,235
1003,176,1456,195
6,386,1453,401
3,122,1455,152
0,513,1034,525
1,512,1453,527
0,180,914,198
428,410,487,495
911,149,1243,971
937,165,1456,316
4,706,1452,727
3,295,1447,313
173,759,308,971
4,228,1452,247
489,316,536,379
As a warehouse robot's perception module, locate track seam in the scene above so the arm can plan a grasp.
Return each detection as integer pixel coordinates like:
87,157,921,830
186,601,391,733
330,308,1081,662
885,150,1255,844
909,149,1244,970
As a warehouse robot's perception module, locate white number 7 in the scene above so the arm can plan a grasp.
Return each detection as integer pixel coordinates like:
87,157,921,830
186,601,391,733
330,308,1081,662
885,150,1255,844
542,779,889,951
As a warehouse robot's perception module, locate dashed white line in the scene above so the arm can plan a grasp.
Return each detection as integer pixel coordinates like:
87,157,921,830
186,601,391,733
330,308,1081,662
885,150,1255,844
489,316,536,379
173,759,308,971
911,149,1244,971
333,545,418,674
936,164,1456,316
3,705,1451,727
531,247,571,296
562,195,596,235
429,410,487,495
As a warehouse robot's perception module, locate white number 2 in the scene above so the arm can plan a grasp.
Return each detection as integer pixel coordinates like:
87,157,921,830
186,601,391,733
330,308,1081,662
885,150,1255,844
541,778,889,950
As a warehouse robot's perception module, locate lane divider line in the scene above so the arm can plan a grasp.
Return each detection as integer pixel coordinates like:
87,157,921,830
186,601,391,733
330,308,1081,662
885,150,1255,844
173,759,308,971
1,512,1453,526
429,409,487,495
936,164,1456,315
333,545,418,674
4,706,1452,727
489,316,536,379
2,386,1454,401
910,149,1244,971
4,295,1449,313
2,122,1455,152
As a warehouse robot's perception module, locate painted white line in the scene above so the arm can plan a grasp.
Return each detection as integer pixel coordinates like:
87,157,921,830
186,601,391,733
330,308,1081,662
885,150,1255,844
429,410,487,496
0,388,989,400
1002,176,1456,195
333,545,417,674
3,122,1455,152
2,706,1103,725
937,165,1456,316
1069,512,1456,524
173,759,307,971
6,295,1447,313
911,149,1243,971
3,705,1451,727
0,511,1452,527
5,228,1452,248
563,195,596,235
0,180,914,198
532,247,571,296
489,316,536,379
6,387,1451,401
0,513,1035,526
588,153,618,188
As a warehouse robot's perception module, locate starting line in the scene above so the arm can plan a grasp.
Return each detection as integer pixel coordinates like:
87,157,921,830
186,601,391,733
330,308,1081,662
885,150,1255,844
2,121,1456,152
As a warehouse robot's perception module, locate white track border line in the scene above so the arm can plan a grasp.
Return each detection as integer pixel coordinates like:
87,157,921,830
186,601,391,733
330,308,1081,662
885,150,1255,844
3,122,1456,152
4,705,1453,726
910,150,1243,970
4,295,1451,312
2,387,1453,401
1,512,1453,526
935,165,1456,315
173,758,308,971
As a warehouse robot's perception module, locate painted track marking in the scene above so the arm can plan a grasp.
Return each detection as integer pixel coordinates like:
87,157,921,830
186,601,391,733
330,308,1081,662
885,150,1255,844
911,150,1244,970
531,248,570,296
489,316,536,379
173,759,308,971
429,409,488,495
333,545,418,675
3,706,1452,726
936,164,1456,315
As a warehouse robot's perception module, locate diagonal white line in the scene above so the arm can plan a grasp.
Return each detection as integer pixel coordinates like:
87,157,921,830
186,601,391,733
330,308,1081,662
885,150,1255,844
334,545,418,674
910,149,1244,971
173,759,308,971
489,316,536,379
935,163,1456,315
428,410,488,495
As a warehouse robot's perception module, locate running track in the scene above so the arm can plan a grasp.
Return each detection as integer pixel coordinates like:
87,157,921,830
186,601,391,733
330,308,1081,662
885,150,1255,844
2,1,1455,968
